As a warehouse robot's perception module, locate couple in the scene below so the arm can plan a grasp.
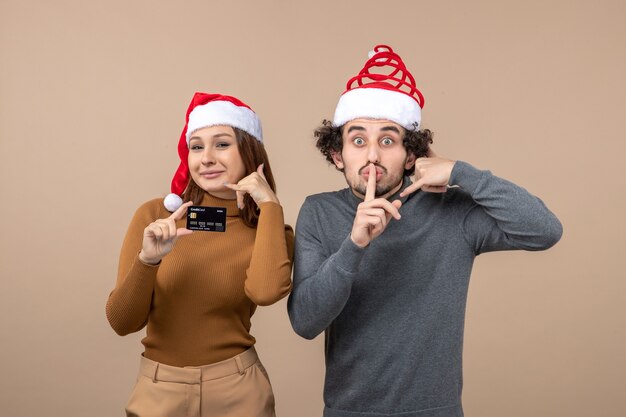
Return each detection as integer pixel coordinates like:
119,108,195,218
106,45,562,417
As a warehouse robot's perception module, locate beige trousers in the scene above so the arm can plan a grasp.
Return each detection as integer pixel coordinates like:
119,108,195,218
125,347,275,417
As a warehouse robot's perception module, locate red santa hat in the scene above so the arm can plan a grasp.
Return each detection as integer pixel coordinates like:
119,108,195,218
333,44,425,130
163,92,263,212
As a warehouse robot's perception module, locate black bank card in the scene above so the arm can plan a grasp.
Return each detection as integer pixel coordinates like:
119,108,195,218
186,206,226,232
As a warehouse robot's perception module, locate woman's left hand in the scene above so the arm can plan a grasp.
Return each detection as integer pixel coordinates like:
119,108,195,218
224,164,279,209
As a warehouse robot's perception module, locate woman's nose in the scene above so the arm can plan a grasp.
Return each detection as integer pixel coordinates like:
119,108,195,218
201,148,215,165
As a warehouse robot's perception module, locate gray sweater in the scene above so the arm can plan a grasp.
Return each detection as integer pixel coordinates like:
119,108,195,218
287,161,562,417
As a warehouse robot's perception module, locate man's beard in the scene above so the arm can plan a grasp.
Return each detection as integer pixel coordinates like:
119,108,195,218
347,162,405,198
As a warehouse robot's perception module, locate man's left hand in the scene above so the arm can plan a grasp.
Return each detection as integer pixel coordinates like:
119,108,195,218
400,149,456,197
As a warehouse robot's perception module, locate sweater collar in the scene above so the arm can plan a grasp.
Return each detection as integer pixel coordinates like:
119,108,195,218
200,193,240,217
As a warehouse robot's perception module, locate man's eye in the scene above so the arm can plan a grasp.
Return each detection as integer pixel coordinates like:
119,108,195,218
353,137,365,145
381,137,393,145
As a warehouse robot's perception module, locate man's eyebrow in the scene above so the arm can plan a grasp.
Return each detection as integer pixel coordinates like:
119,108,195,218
346,125,366,134
380,126,401,134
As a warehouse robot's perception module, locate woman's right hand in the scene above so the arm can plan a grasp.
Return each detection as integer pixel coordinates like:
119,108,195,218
138,201,194,265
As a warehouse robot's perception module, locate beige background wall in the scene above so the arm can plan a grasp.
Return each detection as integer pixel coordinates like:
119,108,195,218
1,0,624,416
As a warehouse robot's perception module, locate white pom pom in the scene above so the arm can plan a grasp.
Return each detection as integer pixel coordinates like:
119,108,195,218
164,193,183,212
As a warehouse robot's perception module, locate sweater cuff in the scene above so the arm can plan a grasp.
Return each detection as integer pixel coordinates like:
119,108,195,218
449,161,485,195
257,201,283,214
133,253,161,274
332,236,366,274
257,201,286,229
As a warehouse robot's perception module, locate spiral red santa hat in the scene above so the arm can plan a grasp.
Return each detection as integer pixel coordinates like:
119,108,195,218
333,44,425,130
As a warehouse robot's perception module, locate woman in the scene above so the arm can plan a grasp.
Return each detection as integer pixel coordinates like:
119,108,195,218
106,92,293,417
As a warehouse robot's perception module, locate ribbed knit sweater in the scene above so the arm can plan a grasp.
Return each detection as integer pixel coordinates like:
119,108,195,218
106,193,293,367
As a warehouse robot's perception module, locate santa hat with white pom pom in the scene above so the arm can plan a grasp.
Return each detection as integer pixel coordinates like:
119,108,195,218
333,44,425,130
163,92,263,212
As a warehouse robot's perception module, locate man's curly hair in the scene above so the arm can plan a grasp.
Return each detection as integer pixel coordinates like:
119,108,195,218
314,120,434,176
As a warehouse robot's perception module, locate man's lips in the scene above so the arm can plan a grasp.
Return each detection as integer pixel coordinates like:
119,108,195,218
361,166,385,181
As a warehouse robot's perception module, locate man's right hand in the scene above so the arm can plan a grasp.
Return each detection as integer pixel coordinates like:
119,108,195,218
350,164,402,248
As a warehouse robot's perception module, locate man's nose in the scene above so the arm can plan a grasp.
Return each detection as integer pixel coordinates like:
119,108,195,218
367,143,380,163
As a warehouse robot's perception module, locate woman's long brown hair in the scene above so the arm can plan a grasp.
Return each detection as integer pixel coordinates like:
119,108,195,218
182,127,276,228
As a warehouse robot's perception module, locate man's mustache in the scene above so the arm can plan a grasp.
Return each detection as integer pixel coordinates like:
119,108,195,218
358,163,388,175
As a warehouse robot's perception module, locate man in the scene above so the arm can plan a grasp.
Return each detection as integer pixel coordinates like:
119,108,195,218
287,45,562,417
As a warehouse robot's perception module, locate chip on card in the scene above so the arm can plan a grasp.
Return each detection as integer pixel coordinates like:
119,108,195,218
186,206,226,232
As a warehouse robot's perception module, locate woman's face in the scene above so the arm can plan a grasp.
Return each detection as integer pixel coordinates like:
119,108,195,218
187,125,246,199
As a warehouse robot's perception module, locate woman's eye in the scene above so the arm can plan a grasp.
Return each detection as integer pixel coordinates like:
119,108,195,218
216,142,230,148
353,137,365,145
381,137,393,145
190,145,203,150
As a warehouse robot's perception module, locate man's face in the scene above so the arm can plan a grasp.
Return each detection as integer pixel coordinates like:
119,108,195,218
332,119,416,199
